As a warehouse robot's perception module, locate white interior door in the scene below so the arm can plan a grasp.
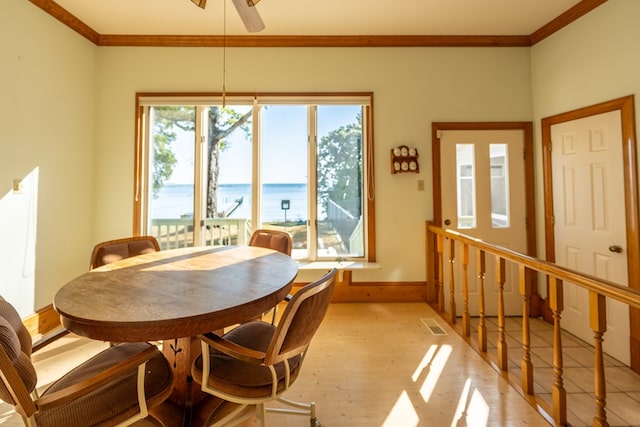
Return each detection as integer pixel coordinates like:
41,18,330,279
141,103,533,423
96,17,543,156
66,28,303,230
551,110,630,365
440,130,527,316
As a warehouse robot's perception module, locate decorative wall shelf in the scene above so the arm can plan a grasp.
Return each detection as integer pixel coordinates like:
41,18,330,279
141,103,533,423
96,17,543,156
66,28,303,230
390,145,419,174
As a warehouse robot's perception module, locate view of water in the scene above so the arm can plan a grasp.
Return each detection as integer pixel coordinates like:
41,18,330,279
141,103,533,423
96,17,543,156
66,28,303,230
151,183,308,222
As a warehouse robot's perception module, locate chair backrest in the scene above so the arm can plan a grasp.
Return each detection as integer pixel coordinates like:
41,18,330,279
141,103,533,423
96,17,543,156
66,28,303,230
249,229,293,256
90,235,161,270
264,268,336,365
0,297,38,415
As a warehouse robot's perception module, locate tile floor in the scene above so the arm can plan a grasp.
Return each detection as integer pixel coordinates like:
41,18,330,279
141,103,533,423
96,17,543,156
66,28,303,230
470,316,640,427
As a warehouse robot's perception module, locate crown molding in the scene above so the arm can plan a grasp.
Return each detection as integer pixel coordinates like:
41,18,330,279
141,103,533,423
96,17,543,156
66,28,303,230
530,0,608,44
28,0,99,44
28,0,607,48
97,34,532,48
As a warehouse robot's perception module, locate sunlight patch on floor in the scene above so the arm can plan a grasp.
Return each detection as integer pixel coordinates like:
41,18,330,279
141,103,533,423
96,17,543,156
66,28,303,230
419,344,452,402
452,378,473,425
466,388,490,426
382,391,419,427
411,344,437,382
451,378,490,427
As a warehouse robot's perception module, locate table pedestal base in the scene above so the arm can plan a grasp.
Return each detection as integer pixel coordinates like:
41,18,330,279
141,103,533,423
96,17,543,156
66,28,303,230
150,396,245,427
162,337,207,407
155,336,242,426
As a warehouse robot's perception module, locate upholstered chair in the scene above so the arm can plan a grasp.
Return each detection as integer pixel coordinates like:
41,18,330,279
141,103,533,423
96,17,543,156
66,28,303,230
192,268,336,427
248,229,293,256
0,296,174,426
249,229,294,323
89,235,161,270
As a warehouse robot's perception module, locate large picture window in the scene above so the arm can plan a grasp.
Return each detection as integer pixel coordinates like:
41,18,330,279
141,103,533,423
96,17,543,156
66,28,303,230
134,93,375,262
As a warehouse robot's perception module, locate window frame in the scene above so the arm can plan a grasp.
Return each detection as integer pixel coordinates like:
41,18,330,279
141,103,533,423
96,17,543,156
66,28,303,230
133,92,376,262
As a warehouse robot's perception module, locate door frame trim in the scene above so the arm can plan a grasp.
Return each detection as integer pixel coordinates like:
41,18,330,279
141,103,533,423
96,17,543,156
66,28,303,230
431,122,538,311
541,95,640,372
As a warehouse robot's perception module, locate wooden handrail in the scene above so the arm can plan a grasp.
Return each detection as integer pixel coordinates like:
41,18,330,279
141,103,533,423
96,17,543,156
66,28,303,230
426,223,640,309
426,221,640,427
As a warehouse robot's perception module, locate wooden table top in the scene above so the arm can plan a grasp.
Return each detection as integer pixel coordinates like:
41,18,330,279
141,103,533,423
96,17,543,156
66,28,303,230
54,245,298,342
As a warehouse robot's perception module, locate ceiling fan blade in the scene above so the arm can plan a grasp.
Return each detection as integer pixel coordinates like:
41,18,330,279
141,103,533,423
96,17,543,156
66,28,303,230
190,0,207,9
231,0,265,33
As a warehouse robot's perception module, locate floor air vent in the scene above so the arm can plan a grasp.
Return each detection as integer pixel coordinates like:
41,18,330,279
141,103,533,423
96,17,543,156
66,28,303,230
421,318,448,336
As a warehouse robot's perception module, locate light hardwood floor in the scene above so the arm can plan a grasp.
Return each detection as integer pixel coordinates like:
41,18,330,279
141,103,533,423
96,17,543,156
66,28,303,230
7,303,640,427
8,303,639,426
17,303,640,427
227,303,550,427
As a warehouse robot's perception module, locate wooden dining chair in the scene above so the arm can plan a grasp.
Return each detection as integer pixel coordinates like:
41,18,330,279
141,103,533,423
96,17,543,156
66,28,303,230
249,229,293,256
249,229,294,324
89,235,161,270
89,235,162,347
0,296,174,426
191,268,337,427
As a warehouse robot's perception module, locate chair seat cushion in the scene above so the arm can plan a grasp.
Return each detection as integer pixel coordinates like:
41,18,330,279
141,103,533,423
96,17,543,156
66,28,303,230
35,342,173,427
192,322,301,399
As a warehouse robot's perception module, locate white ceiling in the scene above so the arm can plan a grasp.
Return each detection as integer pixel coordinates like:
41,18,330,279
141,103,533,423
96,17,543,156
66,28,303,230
52,0,585,37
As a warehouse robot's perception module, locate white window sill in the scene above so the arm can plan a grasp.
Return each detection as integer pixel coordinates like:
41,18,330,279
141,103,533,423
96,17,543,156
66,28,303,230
297,261,380,271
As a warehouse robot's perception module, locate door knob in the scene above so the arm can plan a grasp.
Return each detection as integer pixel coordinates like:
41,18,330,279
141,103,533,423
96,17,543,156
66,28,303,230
444,219,451,226
608,245,623,253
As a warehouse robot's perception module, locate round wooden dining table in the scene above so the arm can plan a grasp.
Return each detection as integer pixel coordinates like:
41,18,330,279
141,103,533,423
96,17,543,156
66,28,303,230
54,245,298,426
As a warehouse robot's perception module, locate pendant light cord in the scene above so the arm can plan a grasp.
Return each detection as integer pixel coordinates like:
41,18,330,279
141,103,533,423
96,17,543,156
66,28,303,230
222,0,227,107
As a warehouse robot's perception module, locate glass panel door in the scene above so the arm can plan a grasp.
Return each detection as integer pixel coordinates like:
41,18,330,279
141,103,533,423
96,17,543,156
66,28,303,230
148,106,196,249
316,105,365,257
209,105,253,246
260,106,308,258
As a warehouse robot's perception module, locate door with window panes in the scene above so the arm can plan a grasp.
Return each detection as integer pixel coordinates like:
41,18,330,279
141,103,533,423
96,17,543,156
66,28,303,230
138,97,370,262
145,104,254,249
440,129,527,316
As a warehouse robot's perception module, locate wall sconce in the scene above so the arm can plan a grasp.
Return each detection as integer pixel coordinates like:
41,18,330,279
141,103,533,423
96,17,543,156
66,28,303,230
390,145,419,174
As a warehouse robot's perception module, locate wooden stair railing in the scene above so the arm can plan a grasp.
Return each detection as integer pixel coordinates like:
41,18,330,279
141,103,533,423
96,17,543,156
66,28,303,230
426,221,640,427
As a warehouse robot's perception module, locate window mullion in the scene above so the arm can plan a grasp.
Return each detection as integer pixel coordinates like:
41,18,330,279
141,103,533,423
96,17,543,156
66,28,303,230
135,106,152,235
308,106,318,260
252,102,262,228
193,106,207,246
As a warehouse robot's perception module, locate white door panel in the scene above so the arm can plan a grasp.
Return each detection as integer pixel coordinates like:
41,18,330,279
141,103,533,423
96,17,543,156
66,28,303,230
551,110,630,364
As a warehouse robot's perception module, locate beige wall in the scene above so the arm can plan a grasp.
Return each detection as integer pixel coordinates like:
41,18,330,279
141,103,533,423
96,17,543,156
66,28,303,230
94,46,533,285
531,0,640,258
11,0,637,312
1,0,97,312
